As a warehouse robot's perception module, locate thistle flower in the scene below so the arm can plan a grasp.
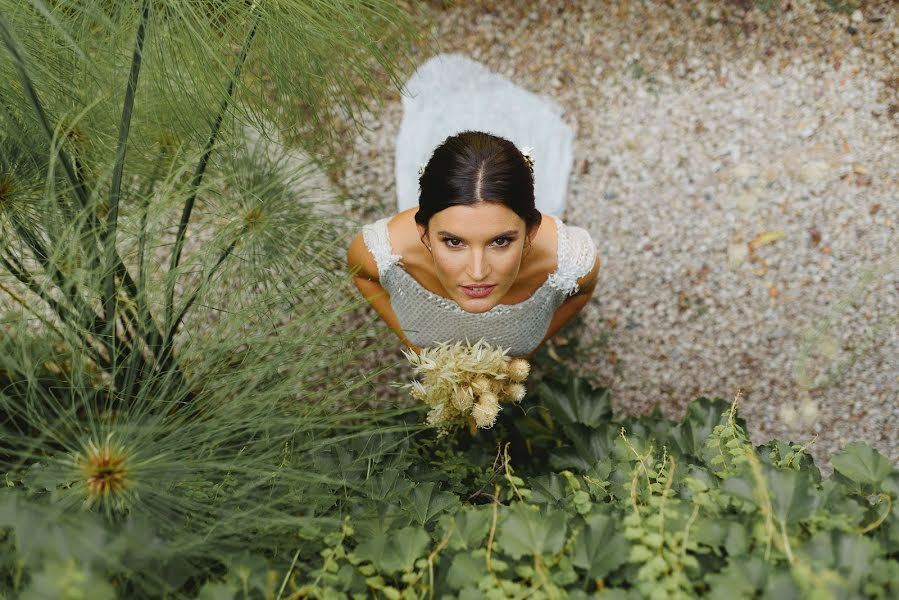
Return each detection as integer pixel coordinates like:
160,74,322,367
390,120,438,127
402,340,531,432
471,392,500,428
472,375,493,395
506,383,527,403
452,385,475,412
507,358,530,383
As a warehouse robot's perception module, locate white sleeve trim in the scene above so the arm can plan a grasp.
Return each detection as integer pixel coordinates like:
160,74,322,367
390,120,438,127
546,218,597,296
361,217,403,279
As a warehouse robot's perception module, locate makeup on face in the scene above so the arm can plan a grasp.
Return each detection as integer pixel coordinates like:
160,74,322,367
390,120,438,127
418,202,529,313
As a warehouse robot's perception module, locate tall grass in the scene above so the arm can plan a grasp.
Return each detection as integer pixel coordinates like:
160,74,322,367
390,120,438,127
0,1,426,596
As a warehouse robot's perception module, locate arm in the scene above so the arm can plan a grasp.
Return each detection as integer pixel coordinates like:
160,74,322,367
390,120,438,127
526,254,601,359
346,232,422,354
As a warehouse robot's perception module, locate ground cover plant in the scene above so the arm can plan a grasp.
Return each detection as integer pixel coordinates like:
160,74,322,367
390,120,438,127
206,368,896,600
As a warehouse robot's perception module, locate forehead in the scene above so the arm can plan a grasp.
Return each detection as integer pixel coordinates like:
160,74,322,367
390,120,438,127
429,202,525,236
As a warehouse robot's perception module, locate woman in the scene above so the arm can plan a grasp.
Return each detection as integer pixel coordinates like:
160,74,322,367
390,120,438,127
346,131,599,359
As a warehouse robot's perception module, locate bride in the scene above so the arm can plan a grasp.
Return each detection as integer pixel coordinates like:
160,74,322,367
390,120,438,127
347,53,598,358
347,129,599,359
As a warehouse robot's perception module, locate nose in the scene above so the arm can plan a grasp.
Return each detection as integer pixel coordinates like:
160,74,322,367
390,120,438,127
467,249,491,281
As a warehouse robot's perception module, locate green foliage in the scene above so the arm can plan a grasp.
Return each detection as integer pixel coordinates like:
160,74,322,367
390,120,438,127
97,370,893,599
0,0,424,598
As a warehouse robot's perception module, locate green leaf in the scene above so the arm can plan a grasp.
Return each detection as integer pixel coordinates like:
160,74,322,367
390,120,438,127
529,473,567,504
571,512,629,579
445,552,484,591
494,504,568,559
405,482,460,527
670,397,734,457
366,470,414,503
538,377,612,428
705,561,760,600
444,507,491,550
353,526,430,575
765,466,821,524
196,582,238,600
721,475,757,506
724,522,749,556
831,442,896,487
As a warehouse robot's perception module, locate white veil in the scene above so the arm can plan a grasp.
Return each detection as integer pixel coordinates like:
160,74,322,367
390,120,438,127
394,53,575,217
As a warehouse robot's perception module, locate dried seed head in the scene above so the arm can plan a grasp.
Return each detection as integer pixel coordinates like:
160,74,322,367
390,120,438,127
75,435,130,507
452,386,474,412
471,392,500,428
507,359,530,383
505,383,527,403
409,380,428,401
244,207,267,232
471,375,493,395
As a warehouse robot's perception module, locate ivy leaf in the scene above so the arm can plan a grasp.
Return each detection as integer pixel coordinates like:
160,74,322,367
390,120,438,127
443,507,491,550
529,473,567,505
765,466,821,524
405,482,460,527
538,377,611,428
353,526,430,575
445,552,482,590
721,474,757,506
831,442,895,487
495,504,568,559
669,397,731,457
571,512,629,579
705,558,768,600
806,530,880,590
365,470,414,503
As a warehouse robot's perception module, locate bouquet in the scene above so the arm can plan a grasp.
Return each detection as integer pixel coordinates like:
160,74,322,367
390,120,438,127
402,340,530,432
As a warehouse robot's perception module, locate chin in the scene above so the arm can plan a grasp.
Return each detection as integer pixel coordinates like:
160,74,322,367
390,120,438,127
456,295,497,313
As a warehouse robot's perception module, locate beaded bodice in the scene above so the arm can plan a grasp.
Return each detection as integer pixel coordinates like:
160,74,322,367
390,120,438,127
361,215,597,356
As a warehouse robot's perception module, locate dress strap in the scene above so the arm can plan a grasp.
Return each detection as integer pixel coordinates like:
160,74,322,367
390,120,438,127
546,216,597,296
361,217,403,279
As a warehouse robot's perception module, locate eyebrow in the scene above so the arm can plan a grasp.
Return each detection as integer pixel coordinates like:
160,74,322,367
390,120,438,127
436,230,519,239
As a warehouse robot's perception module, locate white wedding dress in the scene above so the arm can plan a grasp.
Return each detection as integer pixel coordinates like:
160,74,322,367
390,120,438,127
394,53,575,217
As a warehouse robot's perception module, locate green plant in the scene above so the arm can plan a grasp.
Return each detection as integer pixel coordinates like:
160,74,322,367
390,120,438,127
176,371,899,598
1,0,425,597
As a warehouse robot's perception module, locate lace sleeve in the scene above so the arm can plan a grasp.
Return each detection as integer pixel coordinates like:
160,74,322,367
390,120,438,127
361,217,403,280
546,220,598,296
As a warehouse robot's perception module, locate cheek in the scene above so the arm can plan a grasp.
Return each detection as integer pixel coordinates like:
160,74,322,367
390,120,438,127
496,251,524,275
431,252,465,278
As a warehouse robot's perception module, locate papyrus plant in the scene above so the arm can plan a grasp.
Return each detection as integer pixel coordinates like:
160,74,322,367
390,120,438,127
0,0,424,596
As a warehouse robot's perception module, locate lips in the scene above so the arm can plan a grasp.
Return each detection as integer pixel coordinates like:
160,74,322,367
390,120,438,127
460,284,496,298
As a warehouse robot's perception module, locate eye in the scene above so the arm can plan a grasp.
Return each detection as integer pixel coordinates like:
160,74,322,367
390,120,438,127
443,237,464,248
492,236,513,247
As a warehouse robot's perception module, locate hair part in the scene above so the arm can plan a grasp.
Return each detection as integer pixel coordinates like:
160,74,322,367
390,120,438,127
414,131,541,232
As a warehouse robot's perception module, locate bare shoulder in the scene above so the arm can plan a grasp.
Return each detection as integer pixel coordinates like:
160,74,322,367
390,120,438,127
576,252,601,294
387,208,429,263
346,230,380,281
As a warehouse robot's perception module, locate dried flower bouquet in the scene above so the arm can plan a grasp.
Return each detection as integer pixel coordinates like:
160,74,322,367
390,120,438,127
402,340,530,432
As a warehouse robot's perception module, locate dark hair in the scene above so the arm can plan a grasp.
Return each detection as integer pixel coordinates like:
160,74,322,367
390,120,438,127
415,131,541,231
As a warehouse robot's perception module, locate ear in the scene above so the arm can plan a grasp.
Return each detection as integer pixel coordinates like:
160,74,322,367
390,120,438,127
416,222,428,242
525,220,541,243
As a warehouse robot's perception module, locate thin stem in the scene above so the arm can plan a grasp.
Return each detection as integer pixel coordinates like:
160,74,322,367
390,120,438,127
157,235,239,376
0,253,109,370
164,15,259,333
104,0,150,349
0,15,88,208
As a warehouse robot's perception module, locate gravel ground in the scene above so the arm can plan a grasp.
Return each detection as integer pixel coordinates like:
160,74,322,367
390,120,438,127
338,0,898,473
